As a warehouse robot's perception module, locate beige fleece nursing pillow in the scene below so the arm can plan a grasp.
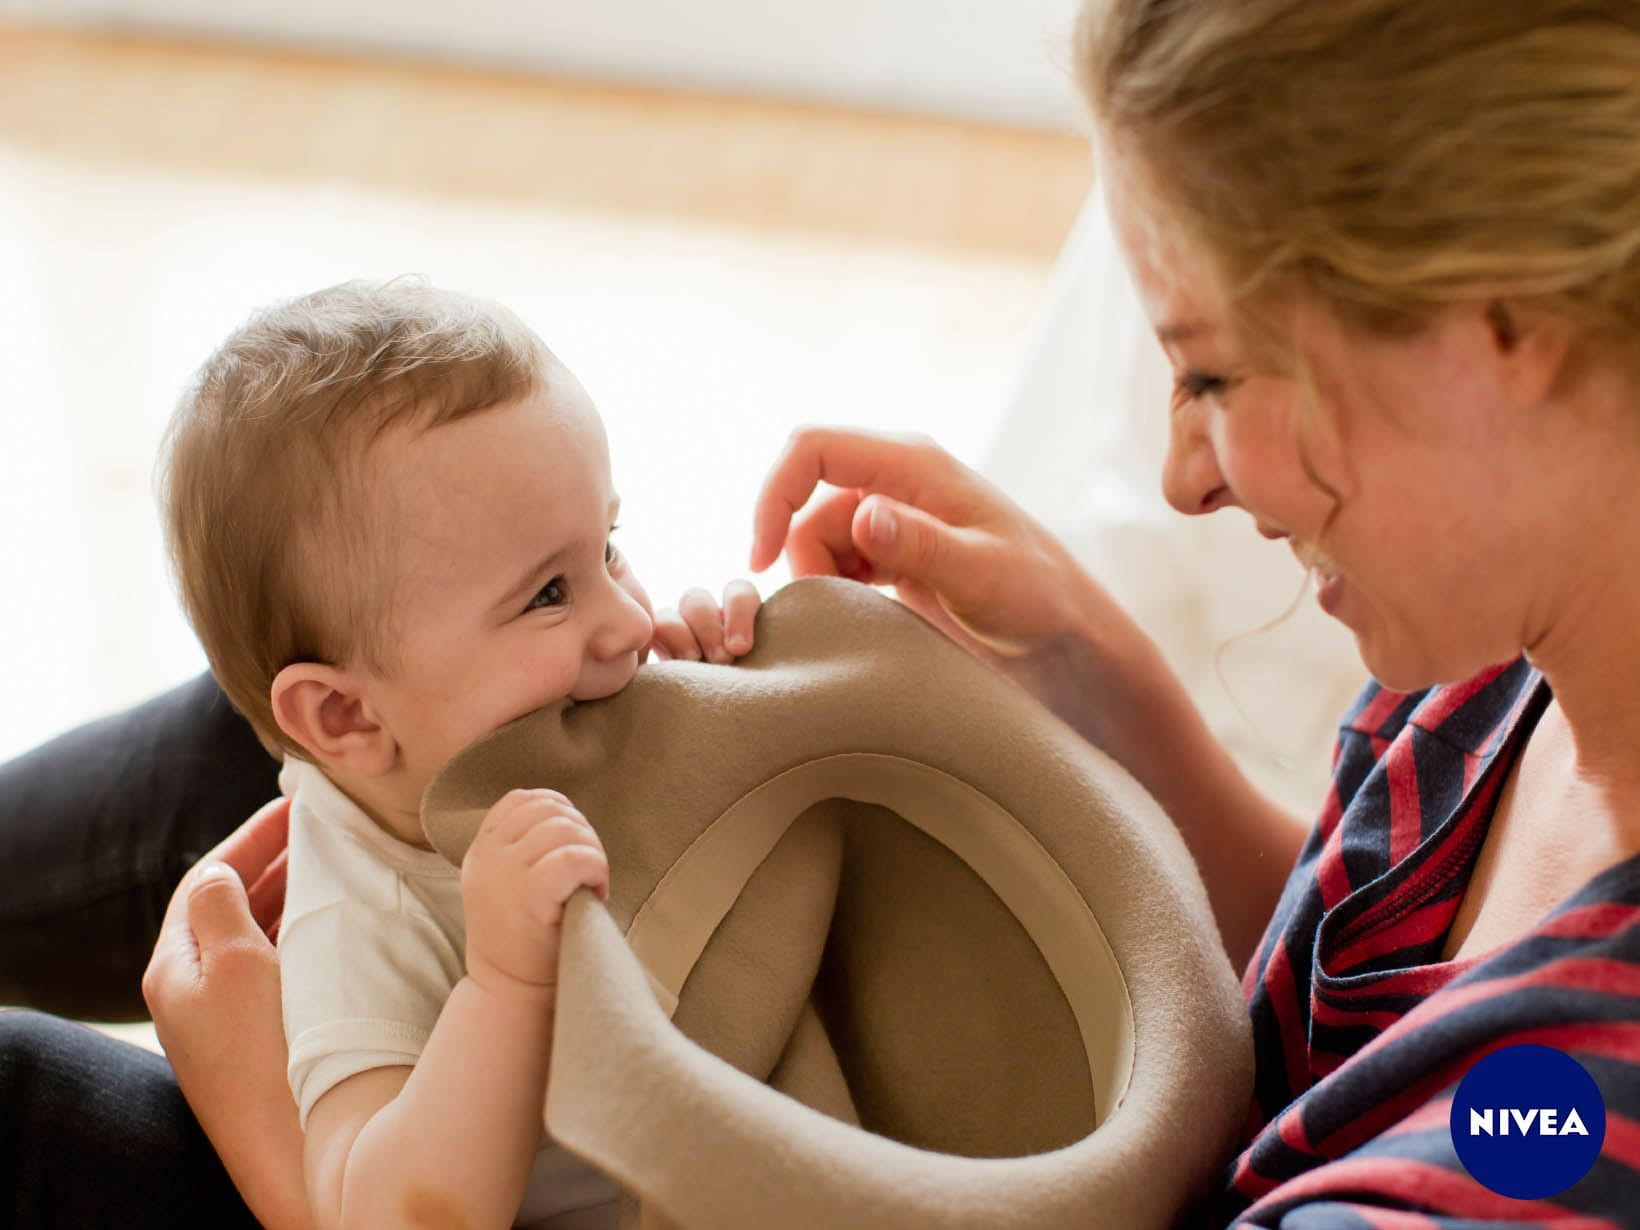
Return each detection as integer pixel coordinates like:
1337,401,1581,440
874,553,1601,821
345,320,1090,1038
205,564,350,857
423,576,1252,1229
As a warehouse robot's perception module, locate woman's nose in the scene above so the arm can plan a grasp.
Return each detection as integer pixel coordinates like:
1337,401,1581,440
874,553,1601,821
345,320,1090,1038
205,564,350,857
1160,404,1232,516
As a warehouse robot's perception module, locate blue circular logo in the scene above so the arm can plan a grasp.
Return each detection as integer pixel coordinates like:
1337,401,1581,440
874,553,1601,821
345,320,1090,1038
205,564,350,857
1450,1044,1606,1200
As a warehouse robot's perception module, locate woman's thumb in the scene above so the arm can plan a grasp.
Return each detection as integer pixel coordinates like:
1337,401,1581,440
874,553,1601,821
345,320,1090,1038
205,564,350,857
855,495,966,589
186,863,258,951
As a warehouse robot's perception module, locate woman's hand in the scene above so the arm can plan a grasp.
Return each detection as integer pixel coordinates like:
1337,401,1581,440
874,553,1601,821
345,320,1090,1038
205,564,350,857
751,426,1307,970
142,797,314,1230
749,426,1100,666
650,580,763,663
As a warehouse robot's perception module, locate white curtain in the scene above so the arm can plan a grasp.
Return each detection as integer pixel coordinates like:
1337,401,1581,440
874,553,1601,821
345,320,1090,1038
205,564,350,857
982,194,1366,817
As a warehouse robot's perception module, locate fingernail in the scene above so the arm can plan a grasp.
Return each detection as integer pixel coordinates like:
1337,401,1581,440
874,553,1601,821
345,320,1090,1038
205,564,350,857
195,863,235,884
869,504,896,547
728,636,751,655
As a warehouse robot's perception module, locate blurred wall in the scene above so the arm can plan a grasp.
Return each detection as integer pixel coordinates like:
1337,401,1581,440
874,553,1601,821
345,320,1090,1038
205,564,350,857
4,0,1087,131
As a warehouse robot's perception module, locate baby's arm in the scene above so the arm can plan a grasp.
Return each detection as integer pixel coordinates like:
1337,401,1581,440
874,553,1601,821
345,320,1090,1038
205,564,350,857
300,789,608,1230
650,579,762,662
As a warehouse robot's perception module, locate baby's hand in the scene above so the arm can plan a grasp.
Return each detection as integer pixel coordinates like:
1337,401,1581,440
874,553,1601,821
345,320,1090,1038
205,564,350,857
650,579,762,664
460,789,608,996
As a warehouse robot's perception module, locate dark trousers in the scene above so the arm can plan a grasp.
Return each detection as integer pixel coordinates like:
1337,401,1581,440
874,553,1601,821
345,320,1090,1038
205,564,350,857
0,672,280,1227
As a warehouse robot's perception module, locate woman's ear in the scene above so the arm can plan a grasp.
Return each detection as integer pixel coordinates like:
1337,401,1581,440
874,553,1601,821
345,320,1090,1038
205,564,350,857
1485,299,1572,408
270,662,397,778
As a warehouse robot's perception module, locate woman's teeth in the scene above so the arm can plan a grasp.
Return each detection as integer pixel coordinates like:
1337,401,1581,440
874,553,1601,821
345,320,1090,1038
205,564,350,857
1293,541,1340,580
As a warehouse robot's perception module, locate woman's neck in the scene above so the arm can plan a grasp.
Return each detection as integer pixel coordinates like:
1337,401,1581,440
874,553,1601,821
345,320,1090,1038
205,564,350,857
1517,371,1640,808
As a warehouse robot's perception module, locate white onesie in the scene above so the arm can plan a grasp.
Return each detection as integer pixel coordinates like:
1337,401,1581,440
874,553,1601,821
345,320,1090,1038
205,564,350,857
277,758,620,1229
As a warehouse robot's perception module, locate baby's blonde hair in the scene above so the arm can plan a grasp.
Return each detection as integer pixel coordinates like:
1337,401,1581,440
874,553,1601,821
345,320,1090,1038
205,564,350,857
1077,0,1640,364
160,279,542,757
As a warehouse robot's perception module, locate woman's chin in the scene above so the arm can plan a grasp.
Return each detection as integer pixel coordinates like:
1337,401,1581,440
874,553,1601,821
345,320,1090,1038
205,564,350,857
1356,632,1511,693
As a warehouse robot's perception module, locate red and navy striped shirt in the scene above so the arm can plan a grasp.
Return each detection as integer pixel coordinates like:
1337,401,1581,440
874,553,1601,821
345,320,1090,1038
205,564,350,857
1206,657,1640,1227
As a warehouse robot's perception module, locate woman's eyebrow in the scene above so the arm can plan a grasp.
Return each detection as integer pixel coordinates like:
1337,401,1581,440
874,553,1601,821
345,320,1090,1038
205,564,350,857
1157,319,1213,344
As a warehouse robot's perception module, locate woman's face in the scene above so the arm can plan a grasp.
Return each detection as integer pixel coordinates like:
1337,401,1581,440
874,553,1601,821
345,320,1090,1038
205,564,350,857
1101,158,1570,691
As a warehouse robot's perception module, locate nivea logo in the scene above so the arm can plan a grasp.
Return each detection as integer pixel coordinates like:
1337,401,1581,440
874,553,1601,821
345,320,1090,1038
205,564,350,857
1450,1044,1606,1199
1466,1106,1590,1137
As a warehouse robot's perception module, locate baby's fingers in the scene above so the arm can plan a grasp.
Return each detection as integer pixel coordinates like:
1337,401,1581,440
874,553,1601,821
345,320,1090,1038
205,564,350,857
650,607,700,661
482,788,578,843
678,587,731,664
512,813,604,867
721,579,761,656
528,842,611,912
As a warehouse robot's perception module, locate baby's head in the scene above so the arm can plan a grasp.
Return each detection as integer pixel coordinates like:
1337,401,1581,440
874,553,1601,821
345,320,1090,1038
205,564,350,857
162,280,655,838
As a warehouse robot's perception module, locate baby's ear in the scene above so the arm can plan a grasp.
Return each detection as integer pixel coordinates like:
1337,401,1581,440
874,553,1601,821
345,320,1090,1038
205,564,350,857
271,663,396,777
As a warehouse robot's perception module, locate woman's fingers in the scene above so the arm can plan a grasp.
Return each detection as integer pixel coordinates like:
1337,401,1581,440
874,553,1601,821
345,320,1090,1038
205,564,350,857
848,495,1041,653
185,864,263,960
143,865,244,1012
749,425,1083,663
216,796,291,940
144,797,291,1005
214,796,292,885
245,846,288,939
144,880,203,1008
785,486,875,581
849,494,972,591
750,427,971,573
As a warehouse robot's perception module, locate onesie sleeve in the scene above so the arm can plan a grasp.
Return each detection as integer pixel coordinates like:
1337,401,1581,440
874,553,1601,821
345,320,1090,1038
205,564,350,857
279,898,464,1129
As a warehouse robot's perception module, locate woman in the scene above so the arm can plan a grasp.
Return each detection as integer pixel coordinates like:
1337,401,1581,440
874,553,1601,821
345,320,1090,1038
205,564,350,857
8,0,1640,1224
751,2,1640,1220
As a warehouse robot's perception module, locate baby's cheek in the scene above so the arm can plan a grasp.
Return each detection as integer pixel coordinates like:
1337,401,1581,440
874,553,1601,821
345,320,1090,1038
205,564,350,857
453,655,578,757
529,650,585,705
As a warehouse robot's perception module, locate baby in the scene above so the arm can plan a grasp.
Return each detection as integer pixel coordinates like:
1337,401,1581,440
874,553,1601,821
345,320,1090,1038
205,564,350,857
160,279,760,1229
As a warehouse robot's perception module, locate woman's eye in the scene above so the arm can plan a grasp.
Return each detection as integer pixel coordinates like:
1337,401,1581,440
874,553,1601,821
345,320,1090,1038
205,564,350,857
605,526,622,568
525,576,568,613
1176,370,1230,401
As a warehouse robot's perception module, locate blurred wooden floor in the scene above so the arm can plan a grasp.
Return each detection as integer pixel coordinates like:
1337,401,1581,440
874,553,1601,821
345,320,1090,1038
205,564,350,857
0,26,1090,259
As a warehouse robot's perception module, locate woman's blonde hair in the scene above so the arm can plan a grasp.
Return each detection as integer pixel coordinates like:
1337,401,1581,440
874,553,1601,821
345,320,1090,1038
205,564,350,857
1077,0,1640,359
159,279,541,757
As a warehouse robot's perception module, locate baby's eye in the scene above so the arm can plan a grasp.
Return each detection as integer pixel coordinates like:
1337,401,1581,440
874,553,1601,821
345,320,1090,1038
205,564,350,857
525,576,569,613
605,525,622,568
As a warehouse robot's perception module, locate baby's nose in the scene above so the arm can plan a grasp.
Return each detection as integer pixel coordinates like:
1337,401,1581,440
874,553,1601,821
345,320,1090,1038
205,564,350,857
587,584,654,663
